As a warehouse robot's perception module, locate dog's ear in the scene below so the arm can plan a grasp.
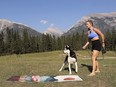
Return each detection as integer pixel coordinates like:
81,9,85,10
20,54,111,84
65,45,70,49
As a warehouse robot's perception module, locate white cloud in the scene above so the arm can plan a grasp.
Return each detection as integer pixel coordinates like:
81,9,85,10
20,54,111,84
40,20,48,24
50,23,54,27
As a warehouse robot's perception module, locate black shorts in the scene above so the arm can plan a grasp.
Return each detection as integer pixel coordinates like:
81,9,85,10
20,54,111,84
91,40,101,51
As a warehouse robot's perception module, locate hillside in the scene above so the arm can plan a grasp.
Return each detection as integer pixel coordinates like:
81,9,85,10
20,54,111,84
63,12,116,36
0,19,42,37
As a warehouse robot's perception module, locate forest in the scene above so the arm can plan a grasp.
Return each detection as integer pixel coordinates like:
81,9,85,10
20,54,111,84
0,28,115,56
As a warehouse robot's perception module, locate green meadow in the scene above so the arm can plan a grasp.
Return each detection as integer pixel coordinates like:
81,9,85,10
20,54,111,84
0,51,116,87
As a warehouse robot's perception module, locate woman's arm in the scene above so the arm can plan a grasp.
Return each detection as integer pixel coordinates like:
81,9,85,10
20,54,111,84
94,28,105,47
82,41,89,49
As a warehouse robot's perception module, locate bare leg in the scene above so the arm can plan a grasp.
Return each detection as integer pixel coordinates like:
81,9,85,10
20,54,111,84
88,50,100,76
95,61,100,72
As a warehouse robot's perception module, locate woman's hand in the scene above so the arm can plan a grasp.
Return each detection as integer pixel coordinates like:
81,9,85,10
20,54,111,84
82,46,86,50
82,41,89,50
102,42,105,47
101,42,106,54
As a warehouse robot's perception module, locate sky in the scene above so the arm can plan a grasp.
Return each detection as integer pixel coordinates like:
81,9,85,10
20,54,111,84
0,0,116,33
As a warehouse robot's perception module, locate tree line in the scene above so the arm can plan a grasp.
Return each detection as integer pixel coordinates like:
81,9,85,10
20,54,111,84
0,28,115,56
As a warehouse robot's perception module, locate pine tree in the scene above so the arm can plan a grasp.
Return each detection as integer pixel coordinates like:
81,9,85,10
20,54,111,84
30,36,38,53
74,32,81,50
5,28,13,54
56,37,62,50
105,29,112,51
0,32,4,55
22,29,30,53
111,28,116,51
80,30,88,49
40,34,46,52
35,36,41,52
45,34,53,51
13,31,22,54
52,35,57,50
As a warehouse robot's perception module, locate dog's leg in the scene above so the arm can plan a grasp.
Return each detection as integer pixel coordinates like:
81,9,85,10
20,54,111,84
59,55,68,72
75,62,78,73
59,63,65,72
69,63,72,74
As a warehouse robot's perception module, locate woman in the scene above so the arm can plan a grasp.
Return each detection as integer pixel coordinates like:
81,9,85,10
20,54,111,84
82,20,105,76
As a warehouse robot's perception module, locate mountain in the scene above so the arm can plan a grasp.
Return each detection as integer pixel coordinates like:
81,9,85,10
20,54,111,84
44,26,63,37
0,19,42,37
63,12,116,36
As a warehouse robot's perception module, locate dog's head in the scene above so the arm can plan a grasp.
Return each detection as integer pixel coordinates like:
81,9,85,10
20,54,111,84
64,45,77,58
64,45,70,55
65,45,70,49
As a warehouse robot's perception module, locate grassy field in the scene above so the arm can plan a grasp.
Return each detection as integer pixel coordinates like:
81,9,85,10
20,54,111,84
0,51,116,87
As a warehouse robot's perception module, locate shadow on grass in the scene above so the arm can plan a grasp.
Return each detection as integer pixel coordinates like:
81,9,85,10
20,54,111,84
81,64,92,72
64,67,75,71
63,66,77,73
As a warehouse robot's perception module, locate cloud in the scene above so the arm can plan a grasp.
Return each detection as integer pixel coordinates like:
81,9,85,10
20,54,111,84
50,23,54,27
40,20,48,24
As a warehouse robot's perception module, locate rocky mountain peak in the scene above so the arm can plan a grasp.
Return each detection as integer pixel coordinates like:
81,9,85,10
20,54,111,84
0,19,41,37
63,12,116,36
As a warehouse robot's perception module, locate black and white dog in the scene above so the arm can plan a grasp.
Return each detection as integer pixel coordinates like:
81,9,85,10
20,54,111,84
59,45,78,74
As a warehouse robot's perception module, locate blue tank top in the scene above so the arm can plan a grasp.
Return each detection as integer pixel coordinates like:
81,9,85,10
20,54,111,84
88,29,98,39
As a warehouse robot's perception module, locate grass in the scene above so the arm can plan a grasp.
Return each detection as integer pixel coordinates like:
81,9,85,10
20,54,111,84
0,51,116,87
